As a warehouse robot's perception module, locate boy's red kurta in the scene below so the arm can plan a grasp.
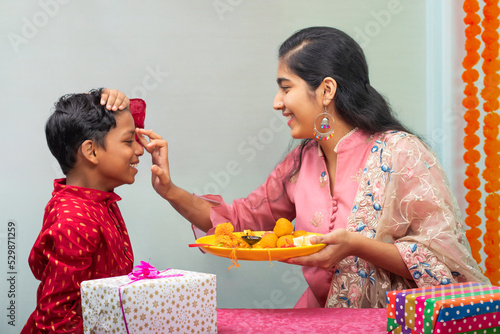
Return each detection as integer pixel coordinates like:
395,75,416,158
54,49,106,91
22,179,134,333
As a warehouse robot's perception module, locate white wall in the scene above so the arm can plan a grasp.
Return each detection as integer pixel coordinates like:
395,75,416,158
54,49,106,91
0,0,426,332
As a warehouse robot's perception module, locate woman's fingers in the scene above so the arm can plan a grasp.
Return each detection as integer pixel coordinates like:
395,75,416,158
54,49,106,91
284,253,320,267
100,88,129,111
137,128,163,140
135,128,166,153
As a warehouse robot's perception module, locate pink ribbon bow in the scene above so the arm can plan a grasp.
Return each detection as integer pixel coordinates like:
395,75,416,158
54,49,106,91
128,260,160,281
119,262,183,334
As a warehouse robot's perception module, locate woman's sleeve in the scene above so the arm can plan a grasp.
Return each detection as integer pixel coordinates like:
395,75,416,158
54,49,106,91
197,151,298,235
378,135,488,286
29,216,101,333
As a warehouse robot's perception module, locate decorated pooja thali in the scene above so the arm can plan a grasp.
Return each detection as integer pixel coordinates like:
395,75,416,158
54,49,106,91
194,231,326,262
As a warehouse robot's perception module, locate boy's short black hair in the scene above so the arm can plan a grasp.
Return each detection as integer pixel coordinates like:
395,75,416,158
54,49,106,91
46,88,125,175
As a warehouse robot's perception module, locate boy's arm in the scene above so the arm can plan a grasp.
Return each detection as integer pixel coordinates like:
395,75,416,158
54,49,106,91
30,220,100,333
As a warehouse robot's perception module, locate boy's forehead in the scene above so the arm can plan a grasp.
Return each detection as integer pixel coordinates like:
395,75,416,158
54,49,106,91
107,111,135,136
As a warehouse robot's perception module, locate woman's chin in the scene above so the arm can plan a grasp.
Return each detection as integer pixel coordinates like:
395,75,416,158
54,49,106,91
289,130,308,140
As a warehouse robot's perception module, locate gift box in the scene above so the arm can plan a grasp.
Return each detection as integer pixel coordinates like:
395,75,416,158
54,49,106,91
386,282,500,334
81,263,217,334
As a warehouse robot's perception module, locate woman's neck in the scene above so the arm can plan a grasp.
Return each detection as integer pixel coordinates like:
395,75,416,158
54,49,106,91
319,121,356,163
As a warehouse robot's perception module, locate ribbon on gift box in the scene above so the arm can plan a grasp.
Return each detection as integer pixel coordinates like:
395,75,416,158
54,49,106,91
118,261,184,334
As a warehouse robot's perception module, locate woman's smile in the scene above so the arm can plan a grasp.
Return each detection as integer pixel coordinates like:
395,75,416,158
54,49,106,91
283,112,295,126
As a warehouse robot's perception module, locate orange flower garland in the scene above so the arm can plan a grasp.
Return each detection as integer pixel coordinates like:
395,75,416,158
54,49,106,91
462,0,483,264
481,0,500,285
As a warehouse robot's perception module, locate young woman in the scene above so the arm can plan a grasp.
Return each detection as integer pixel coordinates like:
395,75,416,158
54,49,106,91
138,27,488,308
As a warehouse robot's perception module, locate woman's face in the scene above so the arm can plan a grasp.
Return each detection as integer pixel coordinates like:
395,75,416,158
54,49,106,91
273,60,323,140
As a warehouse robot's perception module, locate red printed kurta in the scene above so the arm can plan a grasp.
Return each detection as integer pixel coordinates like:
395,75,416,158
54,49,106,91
22,179,134,333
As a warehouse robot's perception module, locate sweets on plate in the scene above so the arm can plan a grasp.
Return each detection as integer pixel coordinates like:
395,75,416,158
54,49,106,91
215,220,316,249
194,221,326,267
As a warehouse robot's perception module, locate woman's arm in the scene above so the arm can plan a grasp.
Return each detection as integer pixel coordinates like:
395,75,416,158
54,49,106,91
284,229,413,280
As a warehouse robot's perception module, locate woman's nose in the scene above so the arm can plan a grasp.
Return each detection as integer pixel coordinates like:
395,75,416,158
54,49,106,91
273,93,284,110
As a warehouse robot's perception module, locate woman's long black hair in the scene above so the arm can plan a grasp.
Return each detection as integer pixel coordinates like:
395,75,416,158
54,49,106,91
279,26,413,183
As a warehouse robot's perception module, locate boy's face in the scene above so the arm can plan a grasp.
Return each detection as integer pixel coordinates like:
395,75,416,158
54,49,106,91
94,110,144,191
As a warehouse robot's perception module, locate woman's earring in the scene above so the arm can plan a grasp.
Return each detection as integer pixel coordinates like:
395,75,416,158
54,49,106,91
314,106,334,141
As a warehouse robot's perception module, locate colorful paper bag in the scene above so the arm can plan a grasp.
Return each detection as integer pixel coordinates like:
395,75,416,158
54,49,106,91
387,282,500,333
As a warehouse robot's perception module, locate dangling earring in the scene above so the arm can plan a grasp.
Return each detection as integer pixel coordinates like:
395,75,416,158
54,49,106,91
314,106,334,141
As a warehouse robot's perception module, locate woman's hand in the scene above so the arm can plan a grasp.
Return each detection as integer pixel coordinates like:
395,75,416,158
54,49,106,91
283,229,354,270
100,88,130,111
135,128,215,232
284,229,413,279
136,128,173,199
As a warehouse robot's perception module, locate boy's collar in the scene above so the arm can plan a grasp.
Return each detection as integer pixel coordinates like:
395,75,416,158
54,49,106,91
54,178,122,203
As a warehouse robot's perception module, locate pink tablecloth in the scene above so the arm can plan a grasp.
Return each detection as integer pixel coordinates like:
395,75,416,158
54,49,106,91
217,308,387,334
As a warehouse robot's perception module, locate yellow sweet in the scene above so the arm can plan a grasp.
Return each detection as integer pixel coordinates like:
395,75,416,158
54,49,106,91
276,234,295,248
293,230,308,238
274,218,293,237
259,233,278,248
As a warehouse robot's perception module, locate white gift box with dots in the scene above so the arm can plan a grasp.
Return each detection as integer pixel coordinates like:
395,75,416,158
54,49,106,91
386,282,500,334
81,269,217,334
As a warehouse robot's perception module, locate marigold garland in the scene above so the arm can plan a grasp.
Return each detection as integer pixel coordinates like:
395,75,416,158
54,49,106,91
480,0,500,285
462,0,483,264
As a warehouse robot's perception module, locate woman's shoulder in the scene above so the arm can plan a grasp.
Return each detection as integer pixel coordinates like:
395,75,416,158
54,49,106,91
375,130,440,171
376,130,431,152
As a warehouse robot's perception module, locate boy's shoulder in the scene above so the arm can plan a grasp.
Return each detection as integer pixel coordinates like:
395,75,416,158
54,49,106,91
43,179,118,228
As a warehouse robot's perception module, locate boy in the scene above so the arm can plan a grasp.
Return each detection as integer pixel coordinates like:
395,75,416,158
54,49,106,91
22,88,145,333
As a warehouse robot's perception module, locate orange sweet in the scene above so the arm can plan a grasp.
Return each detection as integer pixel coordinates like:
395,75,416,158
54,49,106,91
274,218,293,237
276,234,295,248
293,230,308,238
259,233,278,248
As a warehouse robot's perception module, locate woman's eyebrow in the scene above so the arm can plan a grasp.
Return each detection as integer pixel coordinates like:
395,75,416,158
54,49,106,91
276,77,291,85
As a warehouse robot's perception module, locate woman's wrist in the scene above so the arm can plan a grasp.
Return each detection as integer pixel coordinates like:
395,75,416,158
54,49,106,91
162,183,178,202
347,232,365,258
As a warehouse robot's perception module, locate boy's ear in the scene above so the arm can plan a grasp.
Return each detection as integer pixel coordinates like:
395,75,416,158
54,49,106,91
80,140,98,165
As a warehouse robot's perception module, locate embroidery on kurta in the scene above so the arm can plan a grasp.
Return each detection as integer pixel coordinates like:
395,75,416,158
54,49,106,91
319,171,328,188
309,211,324,227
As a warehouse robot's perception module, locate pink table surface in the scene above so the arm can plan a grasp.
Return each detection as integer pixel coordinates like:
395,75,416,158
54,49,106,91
217,308,387,334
